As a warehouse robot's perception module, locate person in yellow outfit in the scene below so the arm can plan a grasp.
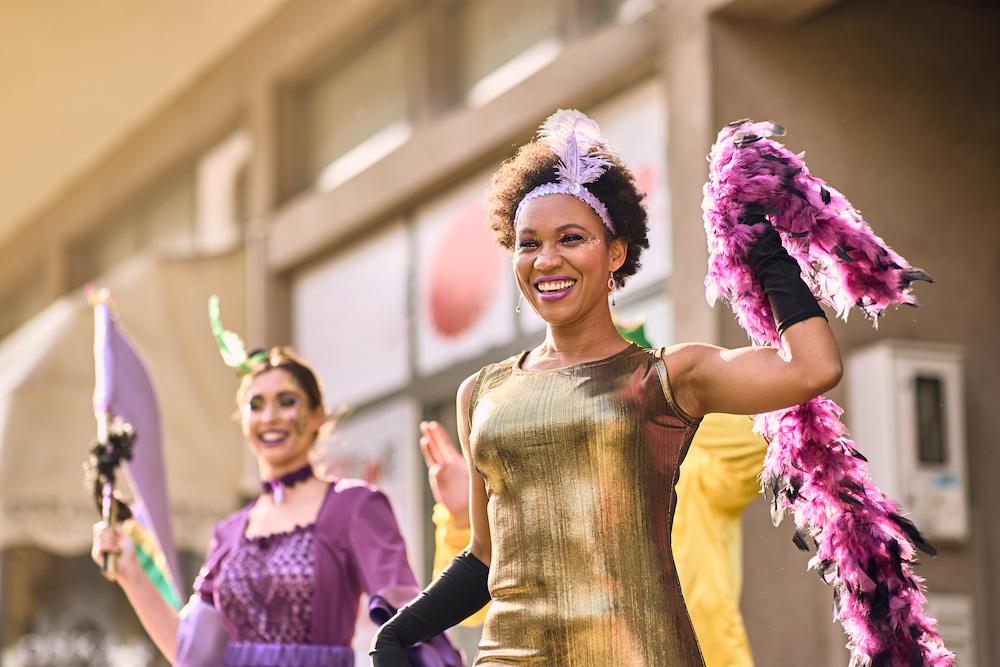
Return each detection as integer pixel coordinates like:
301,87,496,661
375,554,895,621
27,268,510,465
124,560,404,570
419,408,766,667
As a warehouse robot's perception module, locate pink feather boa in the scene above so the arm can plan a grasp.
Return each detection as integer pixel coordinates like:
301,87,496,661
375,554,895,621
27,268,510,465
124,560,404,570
703,120,950,667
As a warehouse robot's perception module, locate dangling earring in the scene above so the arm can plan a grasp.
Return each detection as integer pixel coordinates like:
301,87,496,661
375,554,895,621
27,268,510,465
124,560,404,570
516,293,524,314
608,275,616,307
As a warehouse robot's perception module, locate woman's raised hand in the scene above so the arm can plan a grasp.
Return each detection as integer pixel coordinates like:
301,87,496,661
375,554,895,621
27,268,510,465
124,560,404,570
91,520,138,581
418,420,471,527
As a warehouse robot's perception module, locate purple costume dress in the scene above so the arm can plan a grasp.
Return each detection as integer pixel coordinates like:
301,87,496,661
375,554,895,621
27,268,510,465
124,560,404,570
175,478,462,667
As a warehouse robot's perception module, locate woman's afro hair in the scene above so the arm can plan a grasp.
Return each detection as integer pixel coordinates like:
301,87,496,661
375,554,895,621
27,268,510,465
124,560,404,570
486,140,650,288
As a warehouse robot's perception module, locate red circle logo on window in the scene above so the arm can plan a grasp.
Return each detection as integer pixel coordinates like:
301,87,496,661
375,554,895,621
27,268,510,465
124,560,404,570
427,198,502,338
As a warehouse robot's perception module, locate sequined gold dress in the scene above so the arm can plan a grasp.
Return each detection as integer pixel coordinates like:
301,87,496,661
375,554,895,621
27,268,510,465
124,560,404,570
468,344,706,666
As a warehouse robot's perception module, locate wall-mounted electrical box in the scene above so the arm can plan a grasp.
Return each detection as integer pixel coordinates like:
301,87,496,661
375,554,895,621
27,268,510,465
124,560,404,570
925,593,977,666
846,340,968,543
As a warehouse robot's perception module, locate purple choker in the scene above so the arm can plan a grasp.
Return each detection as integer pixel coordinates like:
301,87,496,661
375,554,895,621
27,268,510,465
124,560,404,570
261,463,314,504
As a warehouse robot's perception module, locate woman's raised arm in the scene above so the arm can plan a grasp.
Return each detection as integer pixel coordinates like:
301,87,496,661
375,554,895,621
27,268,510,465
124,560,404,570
667,316,842,418
92,521,179,661
668,216,843,418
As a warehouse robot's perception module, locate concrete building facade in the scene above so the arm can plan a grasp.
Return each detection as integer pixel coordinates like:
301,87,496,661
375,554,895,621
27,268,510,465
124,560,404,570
0,1,996,665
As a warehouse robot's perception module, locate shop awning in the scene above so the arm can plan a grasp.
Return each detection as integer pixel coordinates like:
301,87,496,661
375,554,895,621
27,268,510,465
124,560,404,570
0,251,250,556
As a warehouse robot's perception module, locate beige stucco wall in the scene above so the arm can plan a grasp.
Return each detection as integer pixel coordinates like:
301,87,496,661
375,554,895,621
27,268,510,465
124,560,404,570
3,0,996,662
711,1,1000,664
0,0,293,246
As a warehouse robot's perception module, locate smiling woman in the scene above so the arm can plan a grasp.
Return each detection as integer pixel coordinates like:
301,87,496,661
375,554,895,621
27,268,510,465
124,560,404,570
486,131,649,292
236,351,327,487
512,196,625,321
91,316,462,666
371,109,843,667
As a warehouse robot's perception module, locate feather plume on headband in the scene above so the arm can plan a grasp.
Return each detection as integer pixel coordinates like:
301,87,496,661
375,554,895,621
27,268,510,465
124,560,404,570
515,109,617,233
208,295,267,376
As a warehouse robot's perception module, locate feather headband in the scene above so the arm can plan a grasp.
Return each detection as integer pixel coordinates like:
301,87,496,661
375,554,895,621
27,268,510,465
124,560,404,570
514,109,617,233
208,295,267,376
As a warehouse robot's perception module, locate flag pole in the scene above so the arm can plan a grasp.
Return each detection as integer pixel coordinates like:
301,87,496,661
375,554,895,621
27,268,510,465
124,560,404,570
85,285,180,606
96,410,118,579
89,286,118,580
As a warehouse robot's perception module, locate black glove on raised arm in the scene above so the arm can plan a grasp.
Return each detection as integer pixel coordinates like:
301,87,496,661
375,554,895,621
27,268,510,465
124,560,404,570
370,550,491,666
744,211,826,333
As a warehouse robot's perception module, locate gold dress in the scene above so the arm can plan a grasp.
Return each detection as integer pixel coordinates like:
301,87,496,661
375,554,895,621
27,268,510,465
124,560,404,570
468,344,706,666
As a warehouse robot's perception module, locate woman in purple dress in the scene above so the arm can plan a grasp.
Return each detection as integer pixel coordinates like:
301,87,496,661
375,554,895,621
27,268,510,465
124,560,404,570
93,347,460,667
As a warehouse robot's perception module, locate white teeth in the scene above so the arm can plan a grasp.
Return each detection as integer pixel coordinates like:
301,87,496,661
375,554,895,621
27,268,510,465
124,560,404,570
537,279,576,292
260,431,288,443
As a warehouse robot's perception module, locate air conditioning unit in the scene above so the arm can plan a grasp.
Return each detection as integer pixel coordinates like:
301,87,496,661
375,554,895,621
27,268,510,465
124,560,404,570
846,340,968,543
925,593,977,666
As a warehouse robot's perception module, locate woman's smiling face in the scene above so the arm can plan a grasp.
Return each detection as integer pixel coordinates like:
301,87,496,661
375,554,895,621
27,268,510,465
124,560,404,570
240,368,325,475
513,193,626,326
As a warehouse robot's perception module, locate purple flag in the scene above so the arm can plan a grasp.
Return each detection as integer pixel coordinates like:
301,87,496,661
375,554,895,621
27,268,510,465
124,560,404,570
93,299,182,601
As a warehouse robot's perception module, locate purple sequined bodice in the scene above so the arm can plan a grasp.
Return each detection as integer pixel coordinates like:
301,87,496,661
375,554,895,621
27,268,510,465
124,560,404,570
216,524,316,644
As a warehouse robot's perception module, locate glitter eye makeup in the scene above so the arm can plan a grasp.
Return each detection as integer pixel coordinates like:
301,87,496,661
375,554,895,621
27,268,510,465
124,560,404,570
563,233,600,247
277,393,301,409
515,228,599,254
244,392,305,414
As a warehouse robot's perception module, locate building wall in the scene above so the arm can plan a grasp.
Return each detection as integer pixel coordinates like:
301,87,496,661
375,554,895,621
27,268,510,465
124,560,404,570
2,0,995,664
2,1,679,663
712,1,1000,664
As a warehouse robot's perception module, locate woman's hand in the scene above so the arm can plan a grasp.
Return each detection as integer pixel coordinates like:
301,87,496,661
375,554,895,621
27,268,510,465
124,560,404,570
91,520,180,662
371,552,490,666
419,421,471,528
91,520,139,583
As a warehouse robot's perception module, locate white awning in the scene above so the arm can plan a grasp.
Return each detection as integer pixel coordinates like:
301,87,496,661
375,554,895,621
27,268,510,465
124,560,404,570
0,251,249,555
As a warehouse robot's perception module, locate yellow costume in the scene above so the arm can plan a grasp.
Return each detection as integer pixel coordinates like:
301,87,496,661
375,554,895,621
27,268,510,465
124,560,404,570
435,411,766,667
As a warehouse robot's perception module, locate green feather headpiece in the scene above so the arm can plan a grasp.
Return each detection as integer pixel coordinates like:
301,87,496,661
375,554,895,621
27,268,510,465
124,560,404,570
208,295,267,376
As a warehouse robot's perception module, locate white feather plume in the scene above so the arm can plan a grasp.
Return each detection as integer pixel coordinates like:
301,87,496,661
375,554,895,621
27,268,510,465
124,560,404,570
537,109,613,187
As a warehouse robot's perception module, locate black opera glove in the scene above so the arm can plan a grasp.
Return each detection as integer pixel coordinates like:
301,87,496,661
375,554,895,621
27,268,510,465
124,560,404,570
743,211,826,333
370,550,491,666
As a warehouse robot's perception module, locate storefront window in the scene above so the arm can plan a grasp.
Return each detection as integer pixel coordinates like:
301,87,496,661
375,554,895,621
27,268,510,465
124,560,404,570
453,0,561,106
68,213,143,290
139,168,197,255
67,167,196,289
595,0,661,24
66,128,249,291
0,269,49,340
291,221,410,408
413,167,514,375
295,23,411,192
